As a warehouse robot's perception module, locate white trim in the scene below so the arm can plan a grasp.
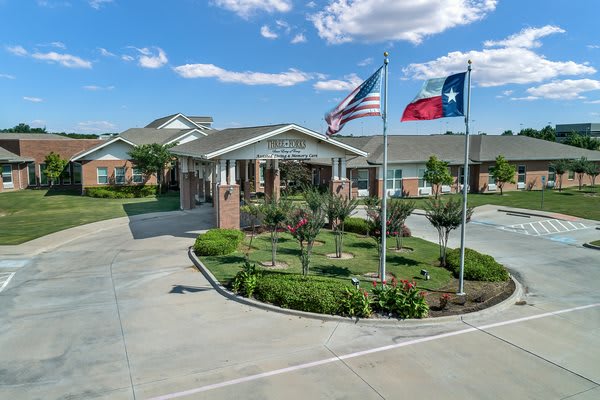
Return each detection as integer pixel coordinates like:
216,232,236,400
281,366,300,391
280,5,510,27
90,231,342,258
71,136,137,161
165,128,208,145
157,113,202,130
97,167,108,184
204,124,368,159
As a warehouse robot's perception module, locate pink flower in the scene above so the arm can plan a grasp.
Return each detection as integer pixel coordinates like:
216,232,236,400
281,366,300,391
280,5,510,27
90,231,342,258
372,281,377,287
382,280,387,285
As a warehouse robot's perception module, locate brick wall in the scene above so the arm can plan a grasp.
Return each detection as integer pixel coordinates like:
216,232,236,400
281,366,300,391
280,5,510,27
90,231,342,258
216,185,240,229
80,159,157,187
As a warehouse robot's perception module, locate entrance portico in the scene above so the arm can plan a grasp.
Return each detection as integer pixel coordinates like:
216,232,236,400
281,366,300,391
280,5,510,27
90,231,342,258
170,124,367,229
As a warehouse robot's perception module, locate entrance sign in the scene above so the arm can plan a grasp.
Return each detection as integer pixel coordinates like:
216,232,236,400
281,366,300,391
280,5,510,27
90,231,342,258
256,138,317,159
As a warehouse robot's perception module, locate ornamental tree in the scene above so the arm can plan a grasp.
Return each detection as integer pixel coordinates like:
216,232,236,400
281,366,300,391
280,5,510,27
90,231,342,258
549,159,571,192
491,155,516,195
287,206,326,276
586,162,599,189
259,197,292,267
43,151,68,186
387,199,415,251
127,143,176,194
571,157,591,191
326,193,359,258
425,198,473,267
423,155,453,199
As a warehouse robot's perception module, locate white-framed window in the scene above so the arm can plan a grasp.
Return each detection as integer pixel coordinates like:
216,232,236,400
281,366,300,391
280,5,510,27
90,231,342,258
115,167,125,184
28,162,36,186
132,167,143,183
488,165,495,184
61,164,72,185
259,161,266,187
2,164,13,188
97,167,108,184
517,165,526,184
548,166,556,182
418,168,430,188
386,169,402,190
39,163,48,186
73,163,82,184
356,169,369,190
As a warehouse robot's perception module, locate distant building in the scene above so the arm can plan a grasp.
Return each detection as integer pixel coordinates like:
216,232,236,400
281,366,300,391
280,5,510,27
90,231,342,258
556,123,600,141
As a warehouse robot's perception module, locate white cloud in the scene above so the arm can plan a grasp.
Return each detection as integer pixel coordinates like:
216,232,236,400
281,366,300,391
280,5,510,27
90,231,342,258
484,26,564,49
588,44,600,49
526,79,600,100
132,47,168,68
314,74,363,91
50,41,66,49
32,51,92,68
260,25,278,39
510,96,539,101
357,57,373,67
30,119,46,127
291,33,306,44
121,54,134,62
502,90,513,96
89,0,113,9
24,96,43,103
37,0,70,7
6,45,28,56
98,47,116,57
173,63,313,86
403,27,595,87
0,73,15,79
213,0,292,18
584,99,600,104
83,85,115,91
275,19,291,33
76,120,116,132
310,0,497,45
306,1,316,8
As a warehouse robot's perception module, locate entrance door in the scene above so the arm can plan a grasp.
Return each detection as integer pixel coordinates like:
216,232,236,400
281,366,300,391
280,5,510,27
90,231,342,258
2,164,14,189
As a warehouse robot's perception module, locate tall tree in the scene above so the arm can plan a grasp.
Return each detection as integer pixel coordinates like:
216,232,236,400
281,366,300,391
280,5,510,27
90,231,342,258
570,157,591,191
43,152,68,186
539,125,556,142
549,159,571,192
127,143,176,194
501,130,514,136
423,155,453,199
491,155,516,195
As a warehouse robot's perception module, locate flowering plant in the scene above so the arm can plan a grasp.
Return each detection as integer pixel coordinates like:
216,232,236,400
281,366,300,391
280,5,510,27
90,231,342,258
371,278,429,319
287,207,326,276
439,293,451,310
340,286,372,318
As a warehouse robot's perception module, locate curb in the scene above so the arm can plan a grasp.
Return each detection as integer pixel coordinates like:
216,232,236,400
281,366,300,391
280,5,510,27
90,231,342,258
583,243,600,250
188,248,524,326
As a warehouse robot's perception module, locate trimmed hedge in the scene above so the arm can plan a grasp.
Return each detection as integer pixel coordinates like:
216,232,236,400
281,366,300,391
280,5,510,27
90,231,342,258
446,247,509,282
85,185,157,198
194,228,245,256
253,273,350,315
344,217,369,235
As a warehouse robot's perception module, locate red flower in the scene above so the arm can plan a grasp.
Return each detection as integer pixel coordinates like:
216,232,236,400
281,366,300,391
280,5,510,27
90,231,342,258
382,280,387,285
372,281,377,287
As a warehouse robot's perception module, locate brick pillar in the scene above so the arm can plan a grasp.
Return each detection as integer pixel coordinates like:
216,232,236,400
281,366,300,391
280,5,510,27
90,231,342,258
329,180,350,199
181,172,197,210
272,159,280,201
244,180,251,202
264,161,273,200
217,185,240,229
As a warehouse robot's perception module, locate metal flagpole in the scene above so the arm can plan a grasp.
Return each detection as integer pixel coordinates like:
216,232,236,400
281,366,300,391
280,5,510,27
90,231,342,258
457,60,472,295
380,52,389,284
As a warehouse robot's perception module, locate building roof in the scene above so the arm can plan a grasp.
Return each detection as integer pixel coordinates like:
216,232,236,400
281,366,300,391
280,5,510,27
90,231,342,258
119,128,193,146
188,116,214,125
0,146,33,162
0,133,67,140
475,135,600,161
144,113,213,129
144,114,179,129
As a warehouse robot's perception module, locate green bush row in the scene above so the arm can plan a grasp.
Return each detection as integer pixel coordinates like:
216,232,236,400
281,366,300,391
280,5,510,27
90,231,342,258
85,185,157,198
344,217,369,235
446,247,509,282
194,229,245,256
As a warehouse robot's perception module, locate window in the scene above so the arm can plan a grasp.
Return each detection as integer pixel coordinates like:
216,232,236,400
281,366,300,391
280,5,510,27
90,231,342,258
73,163,82,184
312,168,320,186
488,165,495,184
61,164,72,185
132,167,143,183
517,165,526,184
548,166,556,182
418,168,430,188
568,170,575,180
259,162,266,186
115,167,125,184
356,169,369,190
2,164,13,188
386,169,402,190
97,167,108,184
458,166,465,185
28,163,36,186
39,163,48,185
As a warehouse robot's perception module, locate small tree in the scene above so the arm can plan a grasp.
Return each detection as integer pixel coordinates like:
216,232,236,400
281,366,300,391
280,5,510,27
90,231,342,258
279,160,311,195
287,206,326,276
549,159,571,192
128,143,176,194
259,197,292,267
571,157,591,191
363,196,380,237
240,204,262,256
491,155,516,195
43,152,68,186
387,199,415,250
586,162,599,190
423,155,453,199
425,198,473,267
326,193,359,258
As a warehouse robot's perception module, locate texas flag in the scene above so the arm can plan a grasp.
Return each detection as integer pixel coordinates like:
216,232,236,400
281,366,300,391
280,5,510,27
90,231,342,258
401,72,466,121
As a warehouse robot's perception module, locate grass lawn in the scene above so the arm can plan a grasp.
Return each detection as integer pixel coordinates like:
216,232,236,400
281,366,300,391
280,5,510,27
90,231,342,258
200,230,453,292
407,187,600,221
0,189,180,245
591,240,600,246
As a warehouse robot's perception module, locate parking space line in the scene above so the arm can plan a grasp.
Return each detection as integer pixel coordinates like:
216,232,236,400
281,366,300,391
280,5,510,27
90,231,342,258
546,220,563,232
555,220,568,231
567,221,578,229
538,221,551,234
529,223,540,235
0,272,15,293
146,303,600,400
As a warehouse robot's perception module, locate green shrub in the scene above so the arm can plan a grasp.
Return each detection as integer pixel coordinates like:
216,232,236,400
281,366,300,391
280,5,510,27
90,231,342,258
446,248,509,282
371,279,429,319
85,185,157,198
194,228,244,256
344,217,369,235
339,286,372,318
253,273,349,315
232,260,260,297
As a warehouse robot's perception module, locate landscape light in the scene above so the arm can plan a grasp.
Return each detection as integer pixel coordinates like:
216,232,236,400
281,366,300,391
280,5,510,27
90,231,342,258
351,277,360,288
420,269,430,280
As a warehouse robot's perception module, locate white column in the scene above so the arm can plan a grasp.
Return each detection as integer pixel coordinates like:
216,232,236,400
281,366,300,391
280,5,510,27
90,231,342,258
273,159,279,176
228,160,236,184
332,158,339,180
179,157,188,173
219,159,227,185
340,158,347,180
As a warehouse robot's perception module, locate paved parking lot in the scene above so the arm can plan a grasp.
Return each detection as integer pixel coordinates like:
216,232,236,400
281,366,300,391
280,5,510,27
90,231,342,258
1,205,599,400
497,218,593,236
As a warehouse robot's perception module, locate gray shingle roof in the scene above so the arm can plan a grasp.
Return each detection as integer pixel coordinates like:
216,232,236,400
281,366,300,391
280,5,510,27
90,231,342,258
119,128,202,145
0,146,33,162
171,124,290,157
144,114,179,129
0,133,67,140
476,135,600,161
188,116,213,124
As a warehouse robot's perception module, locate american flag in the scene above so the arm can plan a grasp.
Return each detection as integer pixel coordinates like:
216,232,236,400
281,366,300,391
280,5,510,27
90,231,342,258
325,67,382,136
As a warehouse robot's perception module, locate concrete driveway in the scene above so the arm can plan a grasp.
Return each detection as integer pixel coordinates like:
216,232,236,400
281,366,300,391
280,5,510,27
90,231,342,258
0,204,599,399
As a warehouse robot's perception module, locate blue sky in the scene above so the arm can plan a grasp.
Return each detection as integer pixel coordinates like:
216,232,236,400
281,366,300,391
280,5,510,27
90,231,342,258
1,0,599,136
